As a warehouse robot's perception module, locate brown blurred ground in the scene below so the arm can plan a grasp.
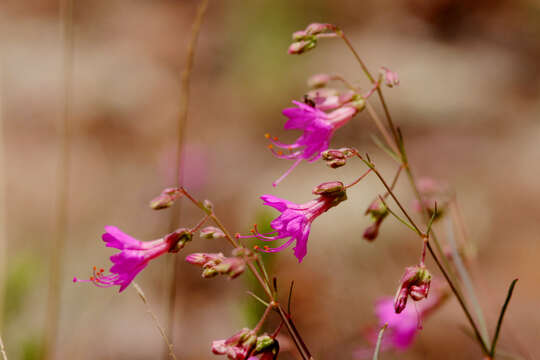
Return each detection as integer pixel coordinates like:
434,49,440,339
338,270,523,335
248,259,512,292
0,0,539,359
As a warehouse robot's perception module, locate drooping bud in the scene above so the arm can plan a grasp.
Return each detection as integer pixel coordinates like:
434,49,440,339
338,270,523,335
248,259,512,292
394,266,432,313
212,257,246,279
363,199,389,241
288,23,337,55
305,22,336,36
166,228,192,253
149,187,183,210
288,39,317,55
185,252,246,279
380,66,400,88
200,226,225,240
307,73,332,89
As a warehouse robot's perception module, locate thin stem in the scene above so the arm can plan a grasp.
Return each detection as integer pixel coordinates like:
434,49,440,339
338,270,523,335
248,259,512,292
345,168,372,188
45,0,74,358
189,214,211,233
253,305,273,333
0,29,7,331
445,217,489,344
426,242,490,354
133,283,177,360
360,157,423,237
246,291,270,307
490,279,519,358
276,305,311,360
165,0,209,353
372,323,388,360
378,195,420,235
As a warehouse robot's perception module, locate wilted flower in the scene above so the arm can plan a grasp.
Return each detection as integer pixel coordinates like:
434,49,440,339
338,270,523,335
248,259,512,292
267,101,359,186
74,226,191,292
394,265,432,313
212,328,257,360
239,182,347,262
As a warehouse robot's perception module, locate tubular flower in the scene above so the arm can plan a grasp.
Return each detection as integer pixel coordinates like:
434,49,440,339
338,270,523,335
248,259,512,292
267,100,358,186
73,226,190,292
239,181,347,262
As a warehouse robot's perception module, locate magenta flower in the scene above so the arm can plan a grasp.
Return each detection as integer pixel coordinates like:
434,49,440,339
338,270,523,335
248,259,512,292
74,226,189,292
267,101,358,186
239,182,347,262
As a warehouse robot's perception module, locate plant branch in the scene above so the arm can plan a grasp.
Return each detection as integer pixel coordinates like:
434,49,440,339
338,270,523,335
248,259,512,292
134,283,177,360
165,0,209,353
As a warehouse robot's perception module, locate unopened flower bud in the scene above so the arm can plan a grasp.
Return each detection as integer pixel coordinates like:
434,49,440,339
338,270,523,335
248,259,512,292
149,187,183,210
200,226,225,239
305,22,336,35
292,30,308,41
307,73,331,89
213,257,246,279
202,267,219,278
312,181,345,196
394,266,432,313
288,39,317,55
380,66,400,88
328,158,347,168
185,252,225,265
363,199,389,241
203,199,214,211
254,335,275,353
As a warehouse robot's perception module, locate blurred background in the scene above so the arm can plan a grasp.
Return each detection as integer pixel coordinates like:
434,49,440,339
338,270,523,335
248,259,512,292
0,0,539,359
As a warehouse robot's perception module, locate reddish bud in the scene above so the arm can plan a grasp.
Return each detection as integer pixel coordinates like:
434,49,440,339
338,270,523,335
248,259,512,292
149,187,183,210
394,266,432,313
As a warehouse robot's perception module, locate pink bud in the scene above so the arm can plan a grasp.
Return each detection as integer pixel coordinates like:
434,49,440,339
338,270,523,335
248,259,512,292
200,226,225,239
305,23,336,35
380,66,400,88
149,187,183,210
288,40,316,55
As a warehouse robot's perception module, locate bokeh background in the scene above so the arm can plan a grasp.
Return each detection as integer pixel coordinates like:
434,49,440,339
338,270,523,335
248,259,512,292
0,0,539,359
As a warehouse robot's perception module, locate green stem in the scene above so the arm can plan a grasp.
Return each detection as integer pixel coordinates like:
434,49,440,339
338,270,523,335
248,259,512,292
490,279,519,358
372,323,388,360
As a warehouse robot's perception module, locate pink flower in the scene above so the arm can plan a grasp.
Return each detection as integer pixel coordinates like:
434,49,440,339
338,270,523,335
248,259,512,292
267,101,357,186
394,266,431,313
74,226,190,292
240,182,347,262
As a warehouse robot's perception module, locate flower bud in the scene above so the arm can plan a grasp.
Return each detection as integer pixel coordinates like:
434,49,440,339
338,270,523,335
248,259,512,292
380,66,400,88
149,187,183,210
394,266,432,313
166,228,192,253
312,181,345,196
363,199,389,241
307,73,331,89
305,22,336,36
254,335,275,353
200,226,225,240
203,199,214,211
213,257,246,279
288,39,317,55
